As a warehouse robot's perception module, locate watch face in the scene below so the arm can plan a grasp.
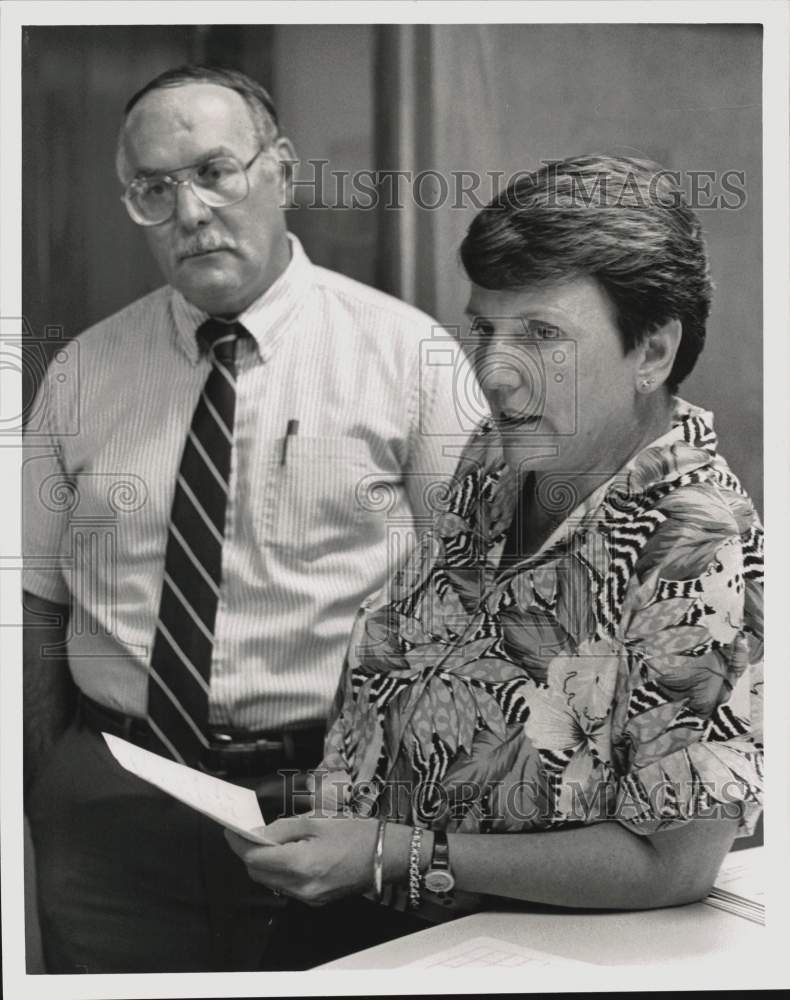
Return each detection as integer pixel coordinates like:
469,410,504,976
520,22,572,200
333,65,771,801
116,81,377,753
424,869,455,894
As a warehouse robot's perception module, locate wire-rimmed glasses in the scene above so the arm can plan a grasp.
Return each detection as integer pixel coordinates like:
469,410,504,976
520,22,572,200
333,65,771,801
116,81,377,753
121,147,267,226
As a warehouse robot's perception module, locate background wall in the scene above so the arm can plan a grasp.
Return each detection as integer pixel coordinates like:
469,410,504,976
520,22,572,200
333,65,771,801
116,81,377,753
272,24,378,287
373,24,763,515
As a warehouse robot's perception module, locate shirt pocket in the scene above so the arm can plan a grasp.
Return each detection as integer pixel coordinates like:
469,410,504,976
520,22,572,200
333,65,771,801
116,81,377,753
266,436,382,560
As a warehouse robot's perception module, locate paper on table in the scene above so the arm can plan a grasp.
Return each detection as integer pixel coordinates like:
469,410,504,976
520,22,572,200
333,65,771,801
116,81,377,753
103,732,274,845
401,935,589,969
704,847,764,924
712,848,764,902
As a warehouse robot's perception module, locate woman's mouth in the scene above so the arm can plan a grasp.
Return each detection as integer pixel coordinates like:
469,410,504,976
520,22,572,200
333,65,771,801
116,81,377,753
496,412,543,431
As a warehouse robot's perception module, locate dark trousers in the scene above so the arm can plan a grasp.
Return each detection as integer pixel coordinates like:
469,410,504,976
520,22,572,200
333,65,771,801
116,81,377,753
27,722,431,973
27,721,305,972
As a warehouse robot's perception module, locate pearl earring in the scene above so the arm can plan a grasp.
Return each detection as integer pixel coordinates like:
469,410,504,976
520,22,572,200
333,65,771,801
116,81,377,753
638,376,654,391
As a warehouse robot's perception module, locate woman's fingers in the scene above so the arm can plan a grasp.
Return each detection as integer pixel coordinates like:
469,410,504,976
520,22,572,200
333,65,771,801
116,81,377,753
224,828,280,864
224,828,309,899
225,816,380,906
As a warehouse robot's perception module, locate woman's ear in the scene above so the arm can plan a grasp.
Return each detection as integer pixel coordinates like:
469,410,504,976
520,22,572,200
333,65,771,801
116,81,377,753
635,319,682,393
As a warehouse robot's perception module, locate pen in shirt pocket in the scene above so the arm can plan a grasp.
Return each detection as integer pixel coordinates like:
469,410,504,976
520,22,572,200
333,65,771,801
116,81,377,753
280,419,299,466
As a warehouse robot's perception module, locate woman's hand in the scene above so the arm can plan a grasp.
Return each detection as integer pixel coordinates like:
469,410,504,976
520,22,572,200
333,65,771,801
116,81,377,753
225,815,406,907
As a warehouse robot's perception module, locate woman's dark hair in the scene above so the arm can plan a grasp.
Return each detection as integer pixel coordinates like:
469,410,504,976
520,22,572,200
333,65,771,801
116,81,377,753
460,155,713,391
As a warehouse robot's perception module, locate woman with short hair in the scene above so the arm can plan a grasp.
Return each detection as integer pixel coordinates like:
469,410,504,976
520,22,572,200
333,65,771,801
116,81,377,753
227,155,763,958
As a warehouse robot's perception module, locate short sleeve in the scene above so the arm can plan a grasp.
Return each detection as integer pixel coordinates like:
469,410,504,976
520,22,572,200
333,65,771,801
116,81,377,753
22,383,72,605
612,485,764,837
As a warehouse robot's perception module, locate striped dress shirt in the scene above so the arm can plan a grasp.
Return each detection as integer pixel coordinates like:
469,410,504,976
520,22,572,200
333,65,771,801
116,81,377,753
22,237,471,730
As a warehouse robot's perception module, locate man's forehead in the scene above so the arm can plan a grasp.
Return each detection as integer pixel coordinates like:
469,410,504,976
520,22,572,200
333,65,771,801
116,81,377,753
123,82,255,167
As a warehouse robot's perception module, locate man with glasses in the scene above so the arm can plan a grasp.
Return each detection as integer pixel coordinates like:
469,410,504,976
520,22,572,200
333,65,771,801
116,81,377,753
23,65,462,972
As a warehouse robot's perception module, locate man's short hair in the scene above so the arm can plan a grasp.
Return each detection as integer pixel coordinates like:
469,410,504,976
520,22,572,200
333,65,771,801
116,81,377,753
116,65,279,182
460,154,713,391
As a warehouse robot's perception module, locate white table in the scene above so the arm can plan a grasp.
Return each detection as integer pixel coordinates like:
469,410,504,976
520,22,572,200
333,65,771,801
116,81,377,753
318,848,769,987
319,898,764,969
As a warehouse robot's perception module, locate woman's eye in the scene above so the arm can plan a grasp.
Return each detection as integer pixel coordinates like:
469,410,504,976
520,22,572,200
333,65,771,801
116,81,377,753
531,324,560,339
471,320,494,337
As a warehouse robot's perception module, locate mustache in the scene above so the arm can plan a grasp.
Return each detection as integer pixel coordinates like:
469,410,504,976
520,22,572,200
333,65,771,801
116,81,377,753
176,237,236,259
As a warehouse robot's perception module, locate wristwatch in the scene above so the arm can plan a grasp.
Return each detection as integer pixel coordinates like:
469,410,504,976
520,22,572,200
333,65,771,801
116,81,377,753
423,830,455,898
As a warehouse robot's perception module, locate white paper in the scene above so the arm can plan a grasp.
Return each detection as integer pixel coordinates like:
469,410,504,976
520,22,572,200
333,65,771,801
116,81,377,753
704,847,765,924
401,935,588,969
712,848,764,901
103,732,274,844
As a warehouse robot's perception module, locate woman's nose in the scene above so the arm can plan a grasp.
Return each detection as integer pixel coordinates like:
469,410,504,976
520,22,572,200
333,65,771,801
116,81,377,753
475,341,547,422
477,343,528,395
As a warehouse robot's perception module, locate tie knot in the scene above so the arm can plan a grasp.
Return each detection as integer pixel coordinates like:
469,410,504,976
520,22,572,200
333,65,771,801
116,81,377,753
197,319,248,365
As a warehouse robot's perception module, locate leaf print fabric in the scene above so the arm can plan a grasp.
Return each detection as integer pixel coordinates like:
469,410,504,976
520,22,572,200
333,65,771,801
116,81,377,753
321,399,763,842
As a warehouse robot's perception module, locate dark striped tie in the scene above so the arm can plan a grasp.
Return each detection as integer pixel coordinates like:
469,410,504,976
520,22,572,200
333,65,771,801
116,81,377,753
146,318,246,765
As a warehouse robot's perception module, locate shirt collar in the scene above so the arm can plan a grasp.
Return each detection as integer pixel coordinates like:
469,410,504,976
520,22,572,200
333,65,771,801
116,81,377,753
545,397,717,537
487,396,718,567
169,233,312,364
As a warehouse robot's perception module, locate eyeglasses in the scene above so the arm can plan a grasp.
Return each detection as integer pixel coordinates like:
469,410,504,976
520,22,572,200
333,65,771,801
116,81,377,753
122,147,267,226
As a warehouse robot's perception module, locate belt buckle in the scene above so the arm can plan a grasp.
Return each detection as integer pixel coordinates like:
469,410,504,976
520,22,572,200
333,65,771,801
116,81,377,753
254,736,286,755
202,732,286,777
211,732,285,754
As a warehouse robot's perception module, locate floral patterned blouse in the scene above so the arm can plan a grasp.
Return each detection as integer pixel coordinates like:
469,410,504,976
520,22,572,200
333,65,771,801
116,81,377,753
321,399,763,844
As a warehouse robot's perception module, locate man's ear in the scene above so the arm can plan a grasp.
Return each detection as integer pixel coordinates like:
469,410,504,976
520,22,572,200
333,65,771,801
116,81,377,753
270,136,297,206
636,319,682,391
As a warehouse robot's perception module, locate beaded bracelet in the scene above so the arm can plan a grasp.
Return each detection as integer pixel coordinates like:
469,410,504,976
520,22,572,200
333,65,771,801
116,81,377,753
408,826,423,909
371,818,387,903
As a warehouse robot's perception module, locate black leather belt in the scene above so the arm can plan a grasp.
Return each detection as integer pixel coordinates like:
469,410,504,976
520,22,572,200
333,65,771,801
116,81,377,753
78,694,326,777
